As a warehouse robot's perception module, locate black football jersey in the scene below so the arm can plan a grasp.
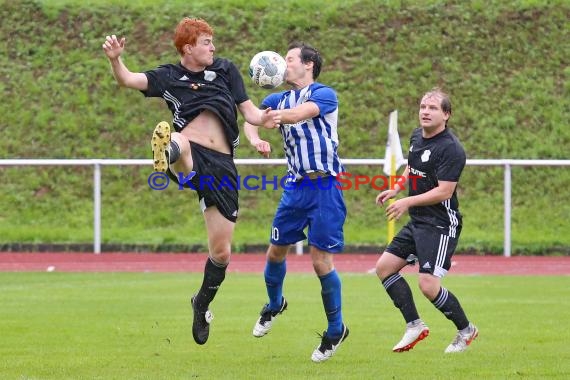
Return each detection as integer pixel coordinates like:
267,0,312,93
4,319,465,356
142,58,249,155
406,127,466,236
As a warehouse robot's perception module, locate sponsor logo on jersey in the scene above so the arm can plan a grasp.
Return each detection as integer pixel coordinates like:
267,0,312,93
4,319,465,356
409,167,426,177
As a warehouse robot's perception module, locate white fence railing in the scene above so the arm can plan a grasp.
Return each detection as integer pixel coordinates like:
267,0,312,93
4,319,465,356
1,158,570,256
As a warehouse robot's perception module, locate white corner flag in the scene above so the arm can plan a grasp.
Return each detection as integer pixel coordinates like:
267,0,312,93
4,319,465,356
383,110,405,176
383,110,405,244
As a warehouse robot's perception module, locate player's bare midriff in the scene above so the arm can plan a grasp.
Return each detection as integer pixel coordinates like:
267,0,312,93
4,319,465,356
180,109,231,154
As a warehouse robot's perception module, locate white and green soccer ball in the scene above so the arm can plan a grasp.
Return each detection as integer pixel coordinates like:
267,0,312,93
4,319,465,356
249,51,287,89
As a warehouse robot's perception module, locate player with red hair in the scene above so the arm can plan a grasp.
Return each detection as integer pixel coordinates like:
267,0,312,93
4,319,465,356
103,17,279,345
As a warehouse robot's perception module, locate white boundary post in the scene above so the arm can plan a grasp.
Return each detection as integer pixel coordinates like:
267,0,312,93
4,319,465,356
504,163,512,258
93,163,102,254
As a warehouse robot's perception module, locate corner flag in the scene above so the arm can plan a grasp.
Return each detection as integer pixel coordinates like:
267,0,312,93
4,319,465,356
383,110,405,176
383,110,405,244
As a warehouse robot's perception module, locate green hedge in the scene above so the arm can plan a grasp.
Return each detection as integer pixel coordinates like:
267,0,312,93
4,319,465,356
1,0,569,254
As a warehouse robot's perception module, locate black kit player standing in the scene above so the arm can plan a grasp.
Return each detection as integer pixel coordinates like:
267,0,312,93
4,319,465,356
374,87,478,353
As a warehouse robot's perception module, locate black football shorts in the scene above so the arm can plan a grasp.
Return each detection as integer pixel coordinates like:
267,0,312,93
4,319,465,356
386,221,461,278
168,142,239,223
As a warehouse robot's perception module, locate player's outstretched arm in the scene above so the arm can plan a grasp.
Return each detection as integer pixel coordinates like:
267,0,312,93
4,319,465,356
102,34,148,90
276,102,319,124
239,100,280,128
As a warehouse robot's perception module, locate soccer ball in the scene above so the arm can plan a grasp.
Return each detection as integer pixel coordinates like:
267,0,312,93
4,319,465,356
249,51,287,89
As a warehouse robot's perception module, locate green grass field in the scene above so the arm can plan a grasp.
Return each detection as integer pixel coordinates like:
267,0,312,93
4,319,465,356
1,273,569,379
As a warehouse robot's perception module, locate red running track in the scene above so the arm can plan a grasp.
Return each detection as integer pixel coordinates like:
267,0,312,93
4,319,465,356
0,253,568,275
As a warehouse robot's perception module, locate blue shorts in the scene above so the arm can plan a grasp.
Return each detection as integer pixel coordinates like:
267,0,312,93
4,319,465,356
270,176,346,253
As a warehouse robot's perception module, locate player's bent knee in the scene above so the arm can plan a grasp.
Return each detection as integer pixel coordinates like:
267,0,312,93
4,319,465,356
375,260,397,280
210,250,231,265
418,276,440,300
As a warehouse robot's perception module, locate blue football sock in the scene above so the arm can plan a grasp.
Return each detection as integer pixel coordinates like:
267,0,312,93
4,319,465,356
319,269,343,337
264,260,286,311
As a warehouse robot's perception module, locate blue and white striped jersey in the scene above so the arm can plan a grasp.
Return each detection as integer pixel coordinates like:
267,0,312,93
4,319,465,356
261,83,344,181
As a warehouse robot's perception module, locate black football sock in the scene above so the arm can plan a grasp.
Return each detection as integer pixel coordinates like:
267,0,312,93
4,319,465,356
168,141,181,164
382,273,420,323
431,287,469,330
194,257,227,310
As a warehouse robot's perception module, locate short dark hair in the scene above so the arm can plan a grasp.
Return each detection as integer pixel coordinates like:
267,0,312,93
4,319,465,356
288,41,322,80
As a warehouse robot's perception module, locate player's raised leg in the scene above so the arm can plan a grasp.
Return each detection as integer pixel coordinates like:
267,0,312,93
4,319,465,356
150,121,190,174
